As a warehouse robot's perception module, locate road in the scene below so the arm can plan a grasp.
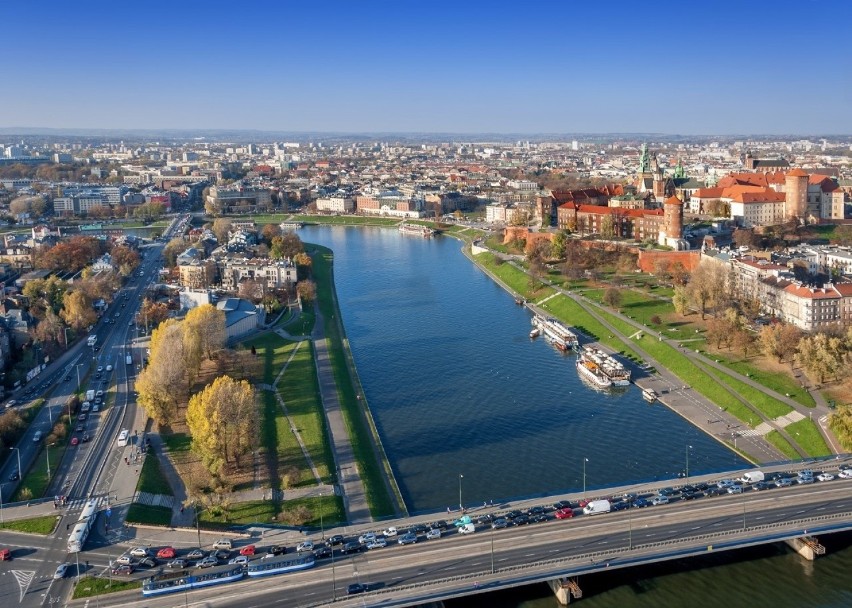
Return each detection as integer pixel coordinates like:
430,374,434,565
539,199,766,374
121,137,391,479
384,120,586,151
0,236,168,608
34,478,852,608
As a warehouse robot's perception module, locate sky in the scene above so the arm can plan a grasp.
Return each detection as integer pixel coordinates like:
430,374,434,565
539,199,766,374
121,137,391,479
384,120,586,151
2,0,851,135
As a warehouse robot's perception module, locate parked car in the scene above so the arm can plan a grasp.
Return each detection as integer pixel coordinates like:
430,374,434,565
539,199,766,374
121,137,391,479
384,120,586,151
186,548,205,560
0,548,11,561
82,433,90,443
239,545,256,556
166,559,187,569
115,554,133,565
198,556,219,568
156,547,176,559
555,508,574,520
130,547,150,558
139,557,157,568
817,473,835,482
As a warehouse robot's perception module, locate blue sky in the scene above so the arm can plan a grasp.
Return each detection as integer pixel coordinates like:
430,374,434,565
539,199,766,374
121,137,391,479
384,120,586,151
3,0,850,134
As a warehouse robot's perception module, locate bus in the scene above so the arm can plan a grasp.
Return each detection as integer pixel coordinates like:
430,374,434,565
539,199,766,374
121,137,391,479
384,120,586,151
117,429,129,447
67,499,99,553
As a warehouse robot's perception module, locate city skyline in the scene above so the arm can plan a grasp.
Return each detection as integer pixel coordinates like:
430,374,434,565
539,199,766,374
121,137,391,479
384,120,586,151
3,0,851,135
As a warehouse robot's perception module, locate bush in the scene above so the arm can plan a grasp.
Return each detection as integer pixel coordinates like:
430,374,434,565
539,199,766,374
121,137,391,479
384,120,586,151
651,315,662,325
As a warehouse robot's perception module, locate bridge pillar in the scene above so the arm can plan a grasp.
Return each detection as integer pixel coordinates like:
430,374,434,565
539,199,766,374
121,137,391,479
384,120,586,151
548,577,582,605
785,536,826,561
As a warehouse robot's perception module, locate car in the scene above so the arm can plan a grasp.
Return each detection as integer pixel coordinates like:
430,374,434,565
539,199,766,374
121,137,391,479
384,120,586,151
8,470,19,481
139,557,157,568
431,520,449,530
632,498,650,508
412,524,430,535
383,526,398,537
530,514,549,523
752,482,773,491
657,487,677,497
112,564,134,575
397,533,417,545
505,510,523,520
651,496,670,506
492,517,509,528
553,500,572,510
0,548,11,561
716,479,735,489
166,558,187,569
611,500,630,511
513,515,530,526
64,375,71,381
185,548,205,560
358,533,376,546
366,538,387,550
264,545,286,557
115,554,134,565
313,545,332,559
798,469,814,479
54,563,69,579
555,508,574,520
229,555,249,566
70,437,79,446
727,484,744,494
97,366,103,373
96,390,104,397
817,473,835,482
681,491,704,500
797,476,815,485
426,528,442,540
213,549,230,560
296,540,314,553
92,403,99,412
156,547,176,559
328,535,345,546
130,546,150,558
198,556,219,568
76,423,84,432
347,583,367,595
212,539,233,551
775,478,793,488
839,469,852,479
526,505,546,516
79,413,87,421
343,541,362,554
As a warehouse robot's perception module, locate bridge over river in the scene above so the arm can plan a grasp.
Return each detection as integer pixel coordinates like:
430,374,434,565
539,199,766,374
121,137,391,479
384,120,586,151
84,460,852,608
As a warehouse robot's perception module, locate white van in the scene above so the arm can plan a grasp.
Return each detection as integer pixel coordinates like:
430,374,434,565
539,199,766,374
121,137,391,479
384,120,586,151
457,523,476,535
117,429,129,447
582,500,612,515
740,470,765,484
33,430,43,443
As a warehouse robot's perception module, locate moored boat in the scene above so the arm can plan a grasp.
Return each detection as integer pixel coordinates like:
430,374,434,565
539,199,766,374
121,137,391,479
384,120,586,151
398,223,435,237
577,345,631,385
531,315,579,352
576,357,612,389
529,328,540,339
642,388,658,402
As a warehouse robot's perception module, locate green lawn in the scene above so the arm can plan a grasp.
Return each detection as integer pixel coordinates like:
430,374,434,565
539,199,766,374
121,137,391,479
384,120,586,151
0,514,58,534
276,341,334,483
786,418,831,457
280,306,316,336
243,332,296,384
259,386,313,489
125,503,172,526
311,245,397,517
72,576,141,599
712,372,792,420
710,352,815,408
765,430,800,460
197,494,345,528
286,494,346,528
161,432,191,454
136,451,172,496
474,251,555,300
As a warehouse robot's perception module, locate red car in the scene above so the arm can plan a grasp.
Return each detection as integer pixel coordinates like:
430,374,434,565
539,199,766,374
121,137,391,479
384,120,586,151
156,547,176,559
70,437,79,446
239,544,256,556
555,508,574,520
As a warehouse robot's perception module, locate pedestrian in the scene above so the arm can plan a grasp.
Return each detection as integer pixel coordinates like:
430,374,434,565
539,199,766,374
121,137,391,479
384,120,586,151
180,506,184,514
447,506,451,514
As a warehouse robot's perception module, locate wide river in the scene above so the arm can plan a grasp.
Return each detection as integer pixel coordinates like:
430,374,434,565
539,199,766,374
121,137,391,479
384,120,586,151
301,225,852,607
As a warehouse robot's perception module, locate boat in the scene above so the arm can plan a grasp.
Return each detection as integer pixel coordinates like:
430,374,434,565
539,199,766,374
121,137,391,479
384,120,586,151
529,328,540,339
576,354,613,389
515,297,526,306
642,388,658,402
531,315,579,352
577,345,631,386
398,223,435,237
142,564,246,597
247,554,315,578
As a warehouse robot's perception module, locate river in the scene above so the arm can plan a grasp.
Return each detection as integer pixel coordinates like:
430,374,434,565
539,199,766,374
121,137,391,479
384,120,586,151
300,225,851,606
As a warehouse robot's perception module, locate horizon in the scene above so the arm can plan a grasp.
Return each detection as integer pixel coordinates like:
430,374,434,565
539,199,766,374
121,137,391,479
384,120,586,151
3,0,852,134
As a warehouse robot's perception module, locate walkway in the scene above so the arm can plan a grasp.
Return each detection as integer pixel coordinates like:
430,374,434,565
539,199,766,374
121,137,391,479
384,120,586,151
311,305,373,524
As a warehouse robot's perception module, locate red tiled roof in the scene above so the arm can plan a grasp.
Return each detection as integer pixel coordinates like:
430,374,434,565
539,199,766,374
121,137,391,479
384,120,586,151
809,174,839,193
693,187,724,198
787,168,809,177
664,195,683,206
783,284,839,299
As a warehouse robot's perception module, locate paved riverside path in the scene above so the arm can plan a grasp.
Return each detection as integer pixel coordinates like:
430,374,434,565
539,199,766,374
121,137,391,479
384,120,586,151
311,305,373,524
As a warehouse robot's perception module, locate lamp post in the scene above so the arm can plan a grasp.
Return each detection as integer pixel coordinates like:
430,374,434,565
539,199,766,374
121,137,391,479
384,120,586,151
490,523,495,574
1,483,4,524
582,458,589,500
76,363,84,389
64,327,70,349
458,474,464,511
46,443,55,485
685,445,693,484
10,447,21,482
193,501,202,549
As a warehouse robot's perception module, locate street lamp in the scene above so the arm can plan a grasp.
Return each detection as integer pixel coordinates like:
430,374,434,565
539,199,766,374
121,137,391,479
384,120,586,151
46,443,55,485
76,363,84,389
582,458,589,500
458,474,464,511
10,447,21,482
685,445,693,484
64,327,70,349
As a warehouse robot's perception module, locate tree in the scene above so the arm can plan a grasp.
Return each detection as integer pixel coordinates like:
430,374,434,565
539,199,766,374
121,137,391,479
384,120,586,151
139,298,170,331
760,323,801,364
602,287,622,309
296,280,316,303
184,304,226,361
261,223,281,245
670,262,690,286
292,252,313,280
686,261,727,319
60,290,97,331
653,259,672,282
162,237,186,268
111,245,141,275
797,333,845,384
270,231,304,260
212,218,233,244
551,231,568,259
672,285,690,315
186,375,258,478
136,320,187,425
23,276,67,318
